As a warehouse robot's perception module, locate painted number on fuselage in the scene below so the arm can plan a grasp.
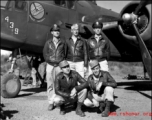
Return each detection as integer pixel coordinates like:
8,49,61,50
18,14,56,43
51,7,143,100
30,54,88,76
5,16,19,34
5,16,9,22
15,28,19,34
10,22,14,28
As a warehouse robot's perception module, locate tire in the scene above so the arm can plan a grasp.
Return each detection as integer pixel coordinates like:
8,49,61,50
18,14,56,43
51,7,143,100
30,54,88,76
1,73,21,98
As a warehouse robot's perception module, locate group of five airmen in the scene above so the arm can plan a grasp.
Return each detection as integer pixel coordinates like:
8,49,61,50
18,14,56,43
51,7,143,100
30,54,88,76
43,21,117,117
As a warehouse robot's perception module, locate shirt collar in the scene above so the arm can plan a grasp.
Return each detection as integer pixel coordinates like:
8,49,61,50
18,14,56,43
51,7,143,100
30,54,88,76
94,34,102,39
99,70,103,77
71,35,81,40
53,37,60,43
61,70,73,79
92,70,103,79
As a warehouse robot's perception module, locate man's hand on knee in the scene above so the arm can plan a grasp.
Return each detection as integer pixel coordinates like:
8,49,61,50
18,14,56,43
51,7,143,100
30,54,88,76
92,99,99,107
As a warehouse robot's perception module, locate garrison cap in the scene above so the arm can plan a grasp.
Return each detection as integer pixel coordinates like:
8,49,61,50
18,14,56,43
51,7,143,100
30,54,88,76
59,60,69,68
92,21,103,29
50,24,60,32
89,60,99,69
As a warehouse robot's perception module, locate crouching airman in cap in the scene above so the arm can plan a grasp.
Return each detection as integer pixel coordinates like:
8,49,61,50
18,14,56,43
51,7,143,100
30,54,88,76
84,60,117,117
54,60,88,117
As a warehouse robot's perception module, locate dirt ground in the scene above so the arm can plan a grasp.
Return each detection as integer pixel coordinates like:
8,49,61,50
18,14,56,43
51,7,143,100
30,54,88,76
1,75,152,120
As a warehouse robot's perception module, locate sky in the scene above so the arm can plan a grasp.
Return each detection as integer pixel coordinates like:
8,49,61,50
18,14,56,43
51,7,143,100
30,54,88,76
1,1,133,55
96,1,133,13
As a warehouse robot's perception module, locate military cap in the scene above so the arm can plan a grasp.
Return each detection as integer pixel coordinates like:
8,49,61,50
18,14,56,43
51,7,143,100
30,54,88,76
92,21,103,29
50,24,60,32
89,60,99,69
59,60,69,68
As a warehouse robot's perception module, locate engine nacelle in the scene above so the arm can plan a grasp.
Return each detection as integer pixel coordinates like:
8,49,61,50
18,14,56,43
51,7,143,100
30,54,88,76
118,1,151,49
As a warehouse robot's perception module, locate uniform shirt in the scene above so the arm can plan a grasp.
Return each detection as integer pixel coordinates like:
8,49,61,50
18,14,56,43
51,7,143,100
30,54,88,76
94,34,102,43
71,35,78,44
53,37,60,49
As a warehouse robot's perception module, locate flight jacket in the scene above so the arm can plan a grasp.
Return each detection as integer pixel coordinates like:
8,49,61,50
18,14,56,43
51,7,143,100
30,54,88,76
43,38,66,66
55,70,88,99
87,34,110,62
87,70,117,101
65,36,88,67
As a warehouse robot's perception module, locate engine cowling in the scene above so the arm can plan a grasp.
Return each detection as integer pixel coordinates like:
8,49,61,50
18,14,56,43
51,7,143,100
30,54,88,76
118,1,151,49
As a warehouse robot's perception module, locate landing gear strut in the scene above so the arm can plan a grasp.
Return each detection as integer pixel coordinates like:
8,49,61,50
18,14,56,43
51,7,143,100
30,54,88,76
1,49,21,98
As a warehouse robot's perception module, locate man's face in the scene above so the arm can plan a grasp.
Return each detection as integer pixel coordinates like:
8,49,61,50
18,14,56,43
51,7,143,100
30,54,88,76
92,65,100,76
51,30,60,38
93,28,102,35
61,65,70,75
71,28,79,36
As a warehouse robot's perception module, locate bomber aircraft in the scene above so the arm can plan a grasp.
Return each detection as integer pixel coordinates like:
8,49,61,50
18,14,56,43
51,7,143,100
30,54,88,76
1,0,151,98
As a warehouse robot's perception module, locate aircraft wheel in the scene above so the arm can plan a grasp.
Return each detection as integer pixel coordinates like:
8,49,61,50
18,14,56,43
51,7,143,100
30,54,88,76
1,73,21,98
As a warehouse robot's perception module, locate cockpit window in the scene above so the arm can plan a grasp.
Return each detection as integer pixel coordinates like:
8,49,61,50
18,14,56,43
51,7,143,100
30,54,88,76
15,0,26,11
54,0,66,7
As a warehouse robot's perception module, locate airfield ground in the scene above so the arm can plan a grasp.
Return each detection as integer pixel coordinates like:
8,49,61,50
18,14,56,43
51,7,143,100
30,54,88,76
1,75,151,120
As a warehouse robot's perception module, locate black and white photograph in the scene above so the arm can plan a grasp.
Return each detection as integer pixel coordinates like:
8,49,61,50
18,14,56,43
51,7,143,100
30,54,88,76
1,0,151,120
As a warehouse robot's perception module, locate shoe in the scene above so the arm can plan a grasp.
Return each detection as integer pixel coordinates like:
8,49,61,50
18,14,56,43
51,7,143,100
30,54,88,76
48,104,54,111
101,101,113,117
60,110,66,115
76,102,85,117
73,102,77,110
99,102,105,113
60,104,66,115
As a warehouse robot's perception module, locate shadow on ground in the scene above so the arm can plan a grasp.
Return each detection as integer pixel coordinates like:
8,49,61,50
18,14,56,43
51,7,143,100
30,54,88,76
117,80,152,99
0,104,18,119
17,93,34,97
57,100,120,115
3,110,18,119
117,80,152,91
83,104,119,114
21,87,46,93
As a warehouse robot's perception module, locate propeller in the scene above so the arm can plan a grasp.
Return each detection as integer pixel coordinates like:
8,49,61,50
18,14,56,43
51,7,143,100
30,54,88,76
83,1,151,79
122,1,150,23
82,1,150,24
129,0,151,80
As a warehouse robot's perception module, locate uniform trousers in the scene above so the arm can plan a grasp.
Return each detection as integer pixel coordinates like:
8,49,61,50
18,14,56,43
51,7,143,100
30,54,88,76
67,61,85,78
54,89,87,106
46,63,61,104
84,86,114,107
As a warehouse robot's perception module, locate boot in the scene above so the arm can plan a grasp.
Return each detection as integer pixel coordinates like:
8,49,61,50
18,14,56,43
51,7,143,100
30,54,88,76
76,102,85,117
73,102,77,110
102,101,113,117
60,104,66,115
98,102,105,113
48,104,54,111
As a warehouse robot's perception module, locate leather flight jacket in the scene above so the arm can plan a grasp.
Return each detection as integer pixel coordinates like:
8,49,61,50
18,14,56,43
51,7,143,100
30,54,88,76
55,70,88,99
87,70,117,101
43,38,66,66
65,36,88,67
87,35,110,62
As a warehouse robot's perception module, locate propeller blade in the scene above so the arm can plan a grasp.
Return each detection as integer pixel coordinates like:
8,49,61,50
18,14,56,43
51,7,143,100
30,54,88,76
134,1,149,14
132,23,152,80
